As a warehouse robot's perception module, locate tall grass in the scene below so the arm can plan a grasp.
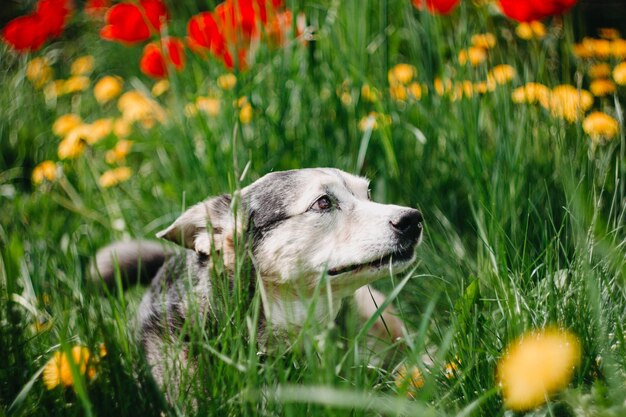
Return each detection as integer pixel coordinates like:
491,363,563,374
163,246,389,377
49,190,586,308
1,0,625,416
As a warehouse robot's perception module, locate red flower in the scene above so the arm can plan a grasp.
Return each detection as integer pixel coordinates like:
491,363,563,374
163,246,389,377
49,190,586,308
1,0,71,52
187,12,227,58
499,0,577,22
140,37,185,78
101,0,169,44
411,0,460,14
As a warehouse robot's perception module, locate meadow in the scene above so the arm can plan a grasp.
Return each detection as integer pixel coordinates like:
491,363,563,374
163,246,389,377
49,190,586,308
1,0,625,416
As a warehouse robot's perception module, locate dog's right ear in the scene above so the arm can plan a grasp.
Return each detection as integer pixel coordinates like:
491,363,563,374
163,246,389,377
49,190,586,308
156,194,232,254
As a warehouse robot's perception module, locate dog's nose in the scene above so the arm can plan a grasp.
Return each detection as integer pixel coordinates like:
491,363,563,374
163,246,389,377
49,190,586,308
390,209,423,242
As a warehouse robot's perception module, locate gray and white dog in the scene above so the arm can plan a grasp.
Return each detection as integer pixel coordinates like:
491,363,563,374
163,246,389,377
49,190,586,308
95,168,423,395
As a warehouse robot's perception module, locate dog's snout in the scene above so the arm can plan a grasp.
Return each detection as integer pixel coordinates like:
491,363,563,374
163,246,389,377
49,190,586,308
390,209,423,242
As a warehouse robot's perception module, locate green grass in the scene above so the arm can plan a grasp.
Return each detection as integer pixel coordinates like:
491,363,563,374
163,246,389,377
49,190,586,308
1,0,625,416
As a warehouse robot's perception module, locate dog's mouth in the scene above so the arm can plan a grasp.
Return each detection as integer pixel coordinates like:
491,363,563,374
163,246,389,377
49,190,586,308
327,246,415,276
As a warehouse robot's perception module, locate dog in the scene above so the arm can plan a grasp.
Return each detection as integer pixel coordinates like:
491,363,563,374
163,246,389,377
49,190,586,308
95,168,423,398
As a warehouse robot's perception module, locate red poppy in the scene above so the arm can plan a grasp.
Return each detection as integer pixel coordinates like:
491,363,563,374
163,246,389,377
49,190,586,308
187,12,227,58
1,0,71,52
100,0,169,44
266,10,292,47
499,0,577,22
140,37,185,78
411,0,460,14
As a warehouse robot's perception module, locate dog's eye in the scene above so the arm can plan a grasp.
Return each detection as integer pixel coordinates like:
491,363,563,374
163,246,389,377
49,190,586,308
313,195,333,211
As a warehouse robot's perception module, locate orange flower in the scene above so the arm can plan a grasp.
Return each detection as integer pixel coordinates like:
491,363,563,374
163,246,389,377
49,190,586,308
42,346,95,390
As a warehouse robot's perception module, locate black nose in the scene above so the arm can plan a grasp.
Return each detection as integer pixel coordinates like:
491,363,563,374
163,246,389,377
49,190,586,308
390,209,423,242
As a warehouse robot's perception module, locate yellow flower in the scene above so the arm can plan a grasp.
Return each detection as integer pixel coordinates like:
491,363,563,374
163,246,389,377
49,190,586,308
196,97,221,117
458,47,487,67
589,78,615,97
63,76,90,94
113,118,132,138
612,39,626,59
358,112,391,132
26,57,53,89
516,21,546,40
32,161,57,185
388,63,416,86
87,118,114,144
390,85,407,101
106,140,133,164
471,33,496,49
394,365,425,399
71,55,95,76
217,73,237,90
583,111,619,143
42,346,94,390
239,102,253,124
99,167,132,188
598,27,620,40
489,64,516,85
361,84,379,103
118,90,165,126
587,63,611,79
511,82,550,105
408,82,423,100
94,76,123,104
497,328,581,412
340,91,353,106
443,359,460,379
434,77,452,96
53,114,82,137
613,62,626,85
58,129,88,160
151,79,170,97
547,85,593,122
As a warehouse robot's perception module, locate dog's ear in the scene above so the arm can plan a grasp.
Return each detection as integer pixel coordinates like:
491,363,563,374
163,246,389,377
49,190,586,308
156,194,233,254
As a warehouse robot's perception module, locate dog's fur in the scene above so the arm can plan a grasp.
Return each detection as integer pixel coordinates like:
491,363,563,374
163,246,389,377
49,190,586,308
95,168,423,396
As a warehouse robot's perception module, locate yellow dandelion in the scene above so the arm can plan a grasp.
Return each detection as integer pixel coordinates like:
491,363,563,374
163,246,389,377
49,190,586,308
53,114,82,137
489,64,516,85
511,82,551,105
471,33,496,49
613,62,626,85
515,23,533,40
62,76,90,94
587,38,611,59
118,90,165,126
217,73,237,90
94,76,123,104
443,359,460,380
434,77,452,96
105,140,133,164
58,131,87,160
408,82,423,100
340,91,353,106
612,39,626,59
26,57,53,89
42,346,93,390
196,97,221,117
583,111,619,143
547,85,593,122
71,55,95,76
589,78,615,97
474,81,488,94
497,328,581,412
394,365,425,399
86,118,114,144
361,84,379,103
530,21,547,39
573,42,593,59
390,85,407,101
587,63,611,79
32,160,57,185
99,167,132,188
151,79,170,97
598,27,620,40
239,102,253,124
113,118,132,138
458,46,487,67
99,343,107,358
388,64,416,86
357,112,390,131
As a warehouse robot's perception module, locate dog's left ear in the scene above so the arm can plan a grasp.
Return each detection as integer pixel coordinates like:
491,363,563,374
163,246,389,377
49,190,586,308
156,194,233,254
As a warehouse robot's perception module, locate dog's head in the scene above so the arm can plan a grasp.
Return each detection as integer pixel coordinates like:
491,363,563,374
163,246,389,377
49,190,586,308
157,168,422,295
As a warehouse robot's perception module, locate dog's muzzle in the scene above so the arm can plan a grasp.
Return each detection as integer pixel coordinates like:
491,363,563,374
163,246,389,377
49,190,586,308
390,209,423,245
